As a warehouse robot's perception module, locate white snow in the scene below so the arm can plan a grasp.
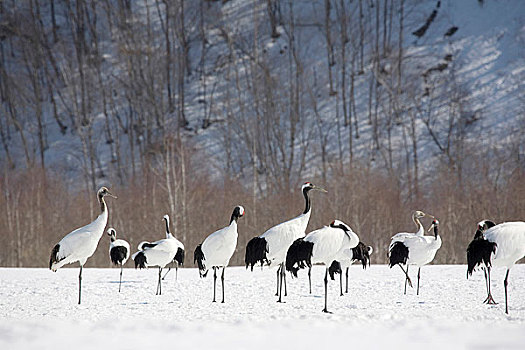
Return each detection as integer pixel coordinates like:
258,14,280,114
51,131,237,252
1,265,525,349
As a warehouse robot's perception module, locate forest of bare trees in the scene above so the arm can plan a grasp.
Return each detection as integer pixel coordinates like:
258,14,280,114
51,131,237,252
0,0,523,267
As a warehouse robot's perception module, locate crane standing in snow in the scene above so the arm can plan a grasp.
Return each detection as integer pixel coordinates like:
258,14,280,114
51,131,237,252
160,215,185,281
389,218,442,295
49,186,117,304
286,220,360,313
194,206,244,303
245,182,327,302
387,210,434,293
132,216,182,295
466,220,497,304
328,242,373,296
467,221,525,314
107,228,130,292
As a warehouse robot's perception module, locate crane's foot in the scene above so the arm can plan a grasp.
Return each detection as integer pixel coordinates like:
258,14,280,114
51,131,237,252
484,294,498,305
322,308,332,314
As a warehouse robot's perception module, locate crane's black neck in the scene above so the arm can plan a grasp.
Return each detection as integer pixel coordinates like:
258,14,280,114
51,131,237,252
434,226,439,239
230,207,242,224
302,188,312,214
110,235,116,242
473,228,483,240
164,219,171,234
98,193,106,212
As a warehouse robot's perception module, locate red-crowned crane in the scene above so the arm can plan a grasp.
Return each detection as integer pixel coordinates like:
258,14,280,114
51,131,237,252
286,220,359,313
107,228,130,292
389,219,441,295
467,221,525,314
387,210,434,292
328,242,373,296
132,216,183,295
49,187,117,304
245,182,326,302
160,215,185,281
194,206,244,303
466,220,497,304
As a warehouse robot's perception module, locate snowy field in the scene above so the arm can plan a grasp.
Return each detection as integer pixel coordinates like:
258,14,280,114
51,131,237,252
1,265,525,349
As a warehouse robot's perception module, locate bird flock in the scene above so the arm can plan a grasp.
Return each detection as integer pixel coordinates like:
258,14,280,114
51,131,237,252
49,184,525,314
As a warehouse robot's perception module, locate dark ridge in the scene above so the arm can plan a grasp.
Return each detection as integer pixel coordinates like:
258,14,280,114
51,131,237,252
194,244,206,276
351,242,372,269
412,1,440,39
466,239,497,278
444,26,458,37
389,241,409,268
110,246,128,265
245,237,269,271
134,251,147,269
285,238,314,278
49,244,62,270
328,260,342,280
174,247,185,266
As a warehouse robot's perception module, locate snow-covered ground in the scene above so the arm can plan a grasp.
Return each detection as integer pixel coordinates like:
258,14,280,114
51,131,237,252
1,265,525,349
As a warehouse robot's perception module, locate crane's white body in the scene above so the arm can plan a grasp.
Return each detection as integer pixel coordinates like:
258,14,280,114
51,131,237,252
262,211,310,265
305,224,360,265
132,237,179,268
484,222,525,267
166,232,184,255
200,220,238,272
51,209,108,271
390,233,442,267
109,238,130,264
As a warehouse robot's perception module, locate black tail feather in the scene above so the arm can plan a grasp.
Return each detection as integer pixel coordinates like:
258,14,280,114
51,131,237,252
285,238,314,278
134,251,147,269
245,237,269,271
174,247,185,266
389,241,409,268
194,244,206,277
110,246,128,265
49,244,61,270
352,242,372,269
328,260,342,280
466,238,497,278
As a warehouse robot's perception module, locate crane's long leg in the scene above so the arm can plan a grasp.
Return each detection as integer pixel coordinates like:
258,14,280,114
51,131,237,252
485,267,497,305
119,263,123,293
322,268,331,313
339,269,343,296
284,267,288,296
277,263,285,303
417,267,422,295
156,267,163,295
504,269,510,314
399,265,412,294
213,267,217,302
162,267,171,280
482,267,489,302
275,265,280,296
78,264,83,305
221,267,225,303
345,267,349,294
175,266,178,281
308,267,312,294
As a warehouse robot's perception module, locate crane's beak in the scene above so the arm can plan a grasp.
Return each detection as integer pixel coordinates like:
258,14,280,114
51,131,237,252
425,213,435,219
313,185,328,193
427,223,435,232
107,191,117,199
